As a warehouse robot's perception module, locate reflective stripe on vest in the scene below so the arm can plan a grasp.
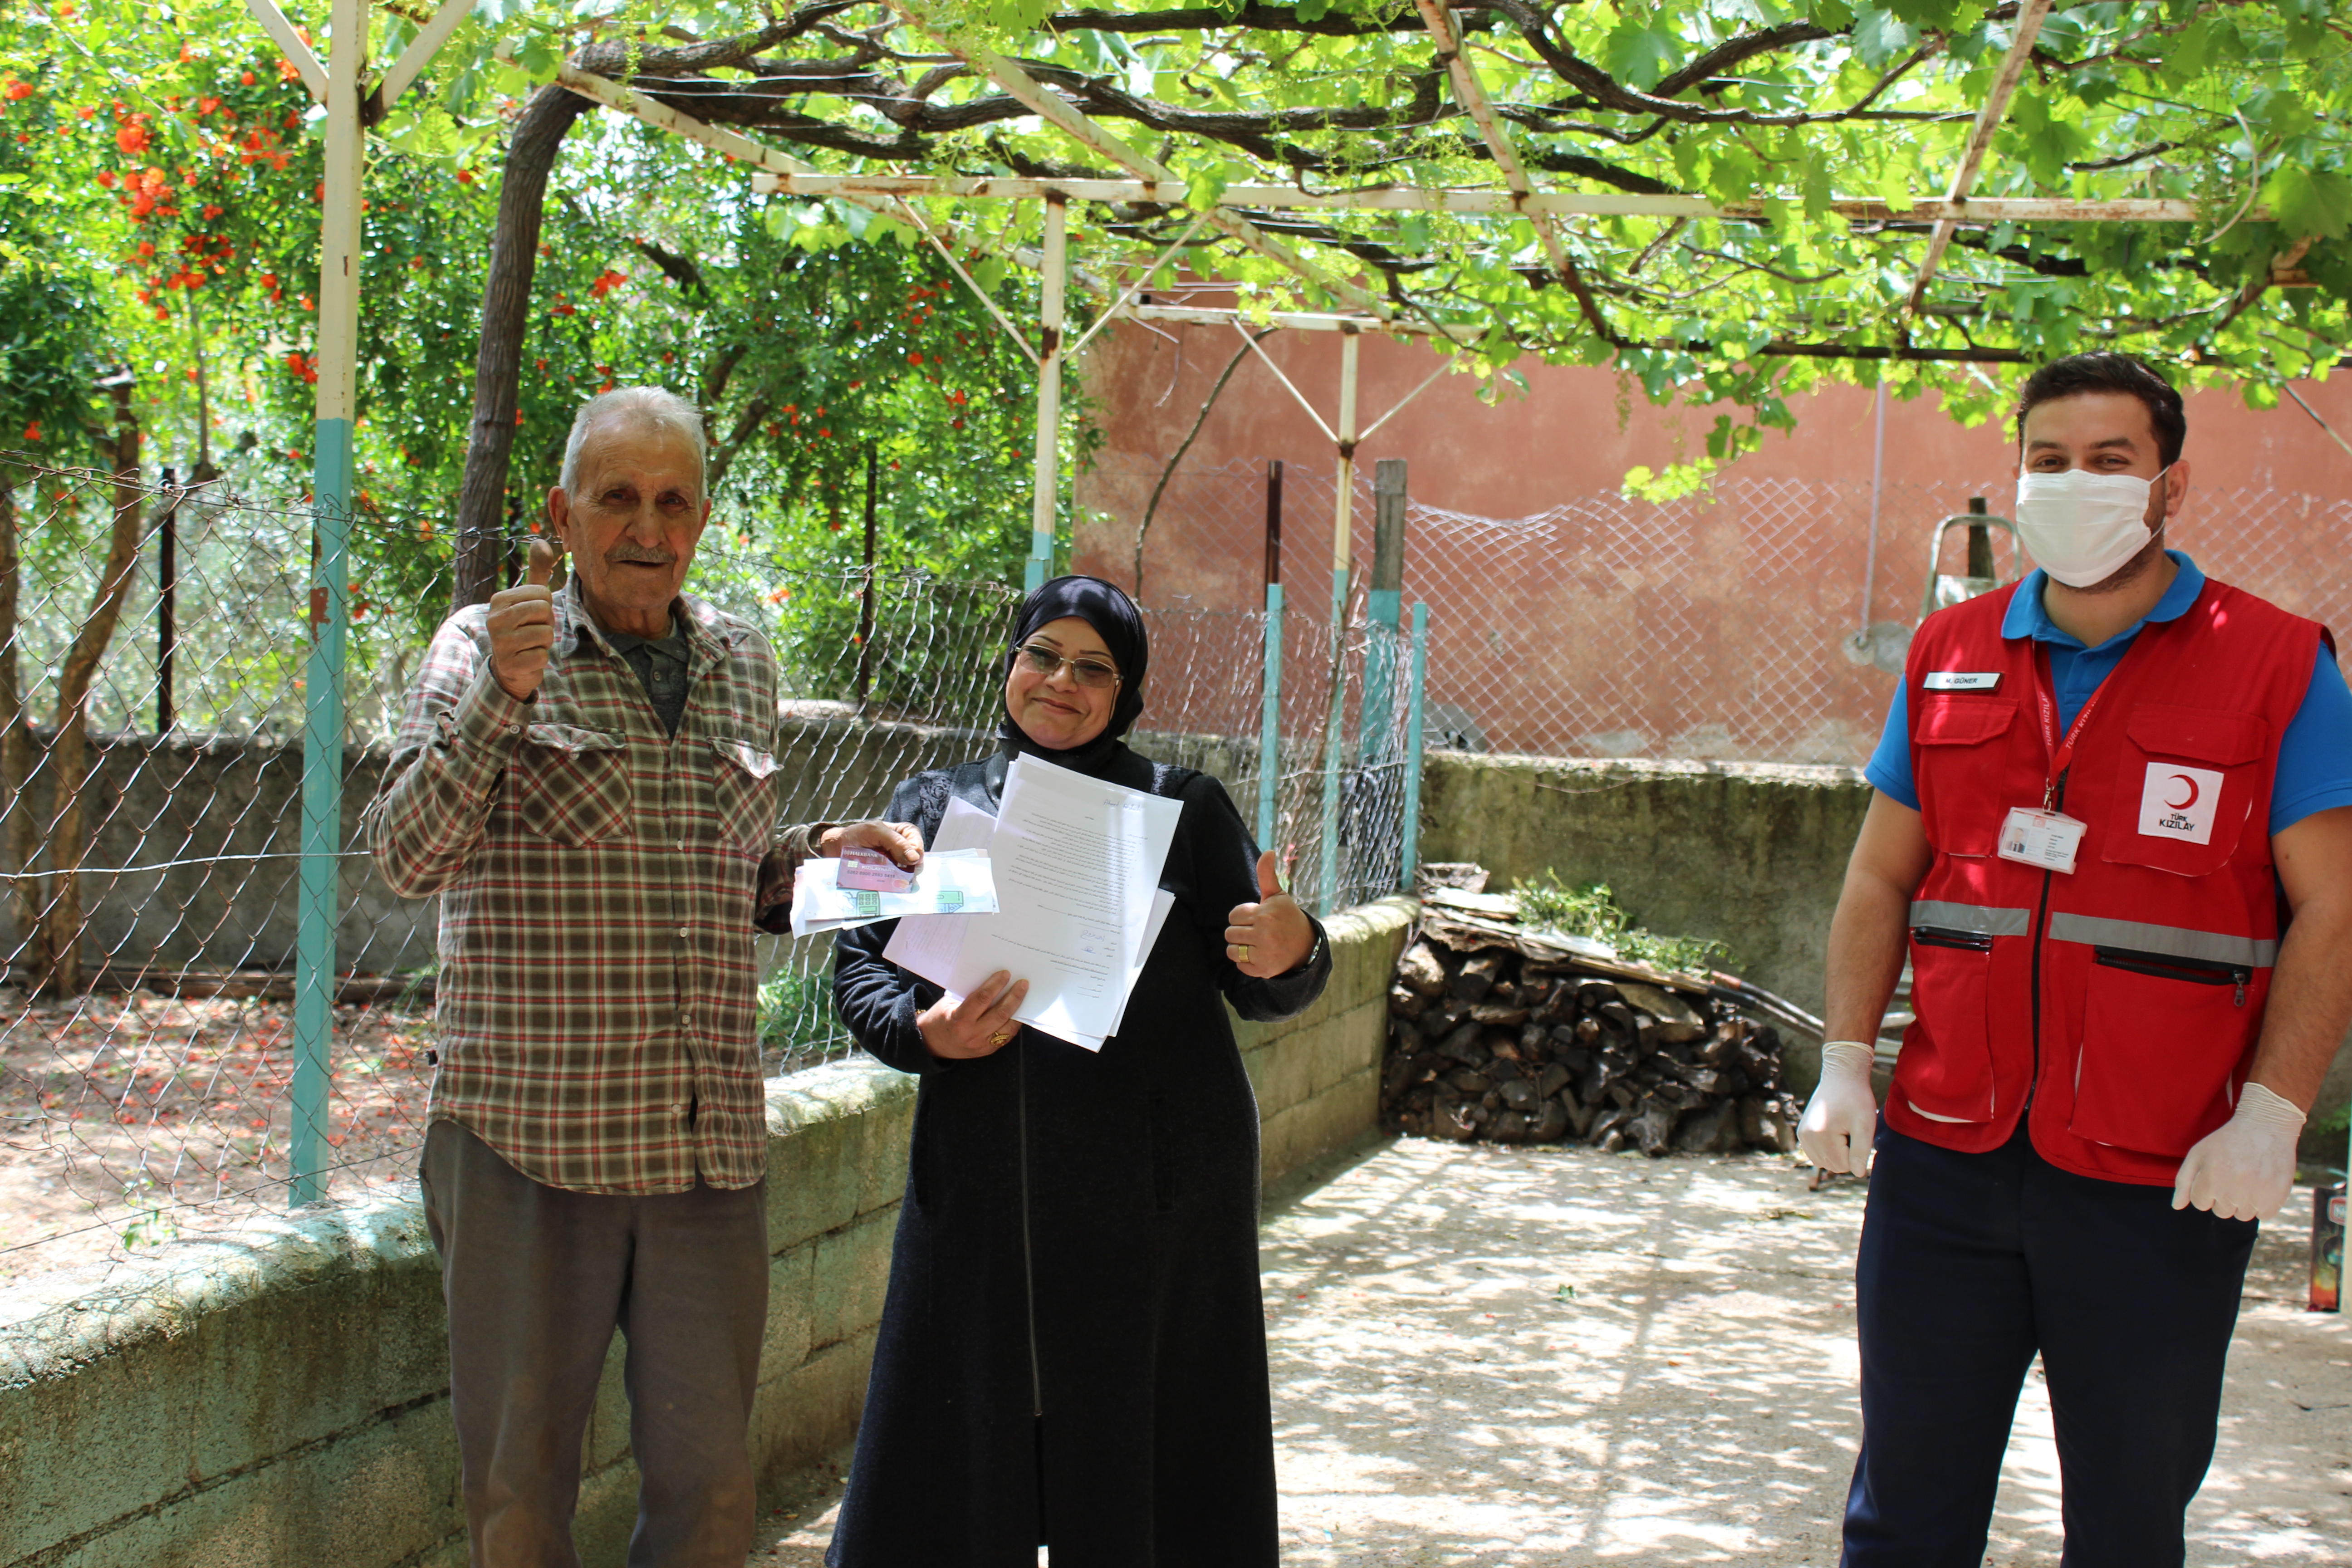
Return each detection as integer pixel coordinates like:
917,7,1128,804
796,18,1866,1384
2044,912,2278,970
1908,899,2033,937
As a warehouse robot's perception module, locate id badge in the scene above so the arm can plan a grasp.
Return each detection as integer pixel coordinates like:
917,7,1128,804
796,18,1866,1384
838,844,918,893
1998,807,2087,874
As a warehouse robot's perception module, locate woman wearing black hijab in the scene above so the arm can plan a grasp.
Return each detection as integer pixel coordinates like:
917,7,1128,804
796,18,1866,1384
827,575,1332,1567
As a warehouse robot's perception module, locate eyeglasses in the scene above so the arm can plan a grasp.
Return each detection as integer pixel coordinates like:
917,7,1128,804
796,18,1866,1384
1016,642,1121,689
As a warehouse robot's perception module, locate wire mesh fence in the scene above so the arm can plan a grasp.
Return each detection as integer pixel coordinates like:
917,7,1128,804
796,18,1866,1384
1080,456,2352,767
0,457,1414,1280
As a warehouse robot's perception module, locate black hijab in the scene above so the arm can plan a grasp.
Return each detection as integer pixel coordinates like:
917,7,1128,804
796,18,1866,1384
997,575,1148,776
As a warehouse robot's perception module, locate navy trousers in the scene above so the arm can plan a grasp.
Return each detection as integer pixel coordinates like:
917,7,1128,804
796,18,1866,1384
1843,1122,2257,1568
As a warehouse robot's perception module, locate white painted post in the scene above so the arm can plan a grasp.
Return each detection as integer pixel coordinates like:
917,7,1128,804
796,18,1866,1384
1315,327,1361,915
1027,196,1067,593
290,0,368,1206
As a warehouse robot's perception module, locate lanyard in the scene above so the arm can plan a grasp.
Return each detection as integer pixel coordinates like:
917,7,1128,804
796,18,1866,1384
2028,617,2169,808
2030,643,2110,809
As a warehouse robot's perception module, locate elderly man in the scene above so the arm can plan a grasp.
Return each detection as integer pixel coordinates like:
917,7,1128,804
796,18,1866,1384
368,386,916,1566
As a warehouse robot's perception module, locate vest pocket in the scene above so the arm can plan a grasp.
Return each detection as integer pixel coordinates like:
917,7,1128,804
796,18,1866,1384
519,724,631,845
1891,930,1998,1122
2099,704,2266,878
1914,696,2020,857
2068,946,2252,1156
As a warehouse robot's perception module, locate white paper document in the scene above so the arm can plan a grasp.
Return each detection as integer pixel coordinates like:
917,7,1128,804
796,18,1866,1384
789,848,998,937
882,755,1182,1050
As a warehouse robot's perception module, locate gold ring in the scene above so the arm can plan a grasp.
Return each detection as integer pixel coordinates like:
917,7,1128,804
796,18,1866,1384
1236,944,1252,964
987,1027,1015,1047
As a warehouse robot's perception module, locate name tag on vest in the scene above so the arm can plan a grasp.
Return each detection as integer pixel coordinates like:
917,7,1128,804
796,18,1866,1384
1923,671,2001,691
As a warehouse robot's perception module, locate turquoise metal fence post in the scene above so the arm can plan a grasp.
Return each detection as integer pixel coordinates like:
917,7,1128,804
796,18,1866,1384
1257,583,1284,848
1256,460,1284,848
1360,458,1406,762
289,0,368,1207
1399,600,1429,893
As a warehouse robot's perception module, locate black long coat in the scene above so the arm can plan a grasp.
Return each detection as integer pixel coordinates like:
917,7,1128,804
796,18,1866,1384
826,748,1331,1568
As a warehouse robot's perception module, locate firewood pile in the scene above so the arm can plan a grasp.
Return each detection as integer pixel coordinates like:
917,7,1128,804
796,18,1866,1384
1384,868,1806,1156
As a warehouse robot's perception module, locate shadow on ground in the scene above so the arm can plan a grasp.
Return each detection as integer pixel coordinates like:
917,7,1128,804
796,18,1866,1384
750,1136,2351,1565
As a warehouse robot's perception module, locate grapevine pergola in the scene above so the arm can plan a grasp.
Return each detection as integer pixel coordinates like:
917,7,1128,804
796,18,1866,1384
247,0,2349,1202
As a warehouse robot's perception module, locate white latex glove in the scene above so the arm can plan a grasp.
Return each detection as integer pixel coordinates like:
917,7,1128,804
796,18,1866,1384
1798,1041,1879,1175
2172,1081,2305,1222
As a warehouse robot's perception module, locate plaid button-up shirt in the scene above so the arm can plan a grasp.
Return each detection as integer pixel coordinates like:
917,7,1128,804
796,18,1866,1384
366,577,819,1194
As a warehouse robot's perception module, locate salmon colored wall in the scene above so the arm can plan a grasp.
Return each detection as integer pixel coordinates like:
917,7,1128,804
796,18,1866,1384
1071,291,2352,764
1073,303,2352,585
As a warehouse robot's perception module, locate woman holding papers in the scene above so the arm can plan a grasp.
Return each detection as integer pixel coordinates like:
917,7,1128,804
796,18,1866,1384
828,575,1331,1568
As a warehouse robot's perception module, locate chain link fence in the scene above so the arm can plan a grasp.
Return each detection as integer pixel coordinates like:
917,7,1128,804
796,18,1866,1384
1080,456,2352,767
0,459,1415,1282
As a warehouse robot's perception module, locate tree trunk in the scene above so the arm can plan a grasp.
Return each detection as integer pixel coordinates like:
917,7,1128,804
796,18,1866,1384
451,82,593,609
33,383,149,996
0,471,34,991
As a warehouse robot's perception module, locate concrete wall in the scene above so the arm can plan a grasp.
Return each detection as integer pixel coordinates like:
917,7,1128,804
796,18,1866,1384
0,904,1409,1568
1415,750,2352,1161
1421,752,1870,1018
1236,896,1417,1190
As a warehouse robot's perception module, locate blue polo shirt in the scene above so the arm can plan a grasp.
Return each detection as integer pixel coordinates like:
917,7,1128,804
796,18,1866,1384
1865,552,2352,834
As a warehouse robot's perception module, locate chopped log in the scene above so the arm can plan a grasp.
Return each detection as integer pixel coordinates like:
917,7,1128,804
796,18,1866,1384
1617,981,1709,1044
1455,951,1508,1003
1628,1098,1677,1157
1396,941,1449,996
1674,1100,1741,1153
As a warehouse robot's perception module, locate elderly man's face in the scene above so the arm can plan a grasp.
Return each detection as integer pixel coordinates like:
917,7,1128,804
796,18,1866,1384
546,418,710,640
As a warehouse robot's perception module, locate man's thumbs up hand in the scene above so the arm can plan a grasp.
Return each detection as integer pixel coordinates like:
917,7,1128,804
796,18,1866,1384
487,534,563,701
1225,848,1317,979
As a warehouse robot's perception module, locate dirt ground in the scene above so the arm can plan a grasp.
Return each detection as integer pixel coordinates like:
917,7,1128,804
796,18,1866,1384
0,988,436,1279
750,1137,2351,1567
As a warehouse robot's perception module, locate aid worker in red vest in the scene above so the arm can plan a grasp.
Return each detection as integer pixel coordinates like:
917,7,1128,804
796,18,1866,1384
1799,350,2352,1566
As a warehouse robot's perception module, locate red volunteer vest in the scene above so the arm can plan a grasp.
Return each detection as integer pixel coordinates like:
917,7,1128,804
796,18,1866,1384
1894,575,2324,1186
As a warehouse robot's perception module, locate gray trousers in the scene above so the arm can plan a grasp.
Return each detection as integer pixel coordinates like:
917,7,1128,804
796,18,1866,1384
419,1120,769,1568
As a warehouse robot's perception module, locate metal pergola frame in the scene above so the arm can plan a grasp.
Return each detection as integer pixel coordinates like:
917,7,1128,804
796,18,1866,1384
255,0,2290,1204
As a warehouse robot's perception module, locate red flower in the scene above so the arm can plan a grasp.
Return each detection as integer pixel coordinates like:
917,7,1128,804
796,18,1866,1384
94,169,115,188
588,269,627,299
456,168,475,184
20,421,39,442
116,122,150,154
240,71,255,86
137,240,154,256
907,352,922,365
3,81,32,101
277,58,300,82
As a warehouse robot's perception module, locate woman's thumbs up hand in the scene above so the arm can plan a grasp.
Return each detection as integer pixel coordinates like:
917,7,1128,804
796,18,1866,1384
487,537,564,700
1225,849,1316,979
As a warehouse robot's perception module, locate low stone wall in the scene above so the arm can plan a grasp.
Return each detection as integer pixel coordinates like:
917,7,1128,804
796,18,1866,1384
1237,896,1417,1190
0,901,1409,1568
1418,752,1871,1019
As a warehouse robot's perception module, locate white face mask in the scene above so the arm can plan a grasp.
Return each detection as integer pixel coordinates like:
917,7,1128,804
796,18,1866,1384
2012,466,2169,588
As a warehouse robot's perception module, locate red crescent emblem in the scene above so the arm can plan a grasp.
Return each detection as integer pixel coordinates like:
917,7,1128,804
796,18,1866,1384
2166,774,2200,810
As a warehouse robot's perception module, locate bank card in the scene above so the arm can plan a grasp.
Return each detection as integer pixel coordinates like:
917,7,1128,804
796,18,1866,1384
838,844,919,892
